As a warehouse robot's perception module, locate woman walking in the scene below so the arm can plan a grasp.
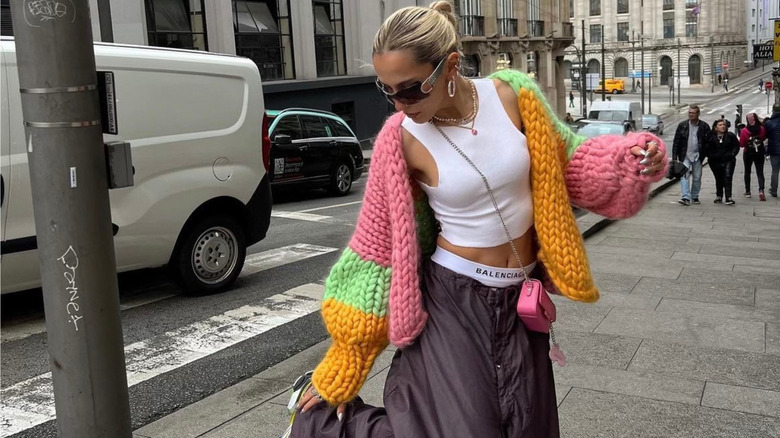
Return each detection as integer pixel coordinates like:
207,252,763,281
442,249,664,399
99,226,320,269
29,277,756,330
283,3,667,437
707,119,740,205
739,113,767,201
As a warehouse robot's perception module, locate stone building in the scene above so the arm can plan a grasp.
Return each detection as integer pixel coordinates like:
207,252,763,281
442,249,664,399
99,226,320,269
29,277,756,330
0,0,576,131
454,0,576,114
564,0,747,91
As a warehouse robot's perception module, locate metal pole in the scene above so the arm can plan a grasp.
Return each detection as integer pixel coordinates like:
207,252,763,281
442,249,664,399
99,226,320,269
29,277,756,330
641,35,645,113
97,0,114,42
631,30,636,93
677,37,681,104
710,36,715,93
649,62,652,114
601,24,606,101
581,19,586,117
9,2,132,437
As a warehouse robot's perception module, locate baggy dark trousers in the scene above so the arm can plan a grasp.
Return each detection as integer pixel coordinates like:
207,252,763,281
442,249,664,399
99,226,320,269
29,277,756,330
291,261,560,438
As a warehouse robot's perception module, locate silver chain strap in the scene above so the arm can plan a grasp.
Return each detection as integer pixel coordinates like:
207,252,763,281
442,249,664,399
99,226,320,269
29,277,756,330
433,124,561,342
432,124,530,284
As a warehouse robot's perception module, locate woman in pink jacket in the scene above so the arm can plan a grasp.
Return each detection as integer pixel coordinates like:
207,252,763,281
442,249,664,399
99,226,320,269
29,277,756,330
739,113,767,201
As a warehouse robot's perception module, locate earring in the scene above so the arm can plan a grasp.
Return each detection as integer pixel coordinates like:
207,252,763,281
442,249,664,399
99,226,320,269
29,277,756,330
447,79,456,97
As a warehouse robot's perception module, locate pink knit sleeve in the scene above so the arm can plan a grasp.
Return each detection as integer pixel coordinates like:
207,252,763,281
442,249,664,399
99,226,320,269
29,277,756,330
564,131,667,219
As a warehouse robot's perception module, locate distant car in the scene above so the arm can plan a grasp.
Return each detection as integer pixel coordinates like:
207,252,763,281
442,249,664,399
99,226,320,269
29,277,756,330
642,114,664,135
594,79,625,94
576,120,636,139
267,108,365,196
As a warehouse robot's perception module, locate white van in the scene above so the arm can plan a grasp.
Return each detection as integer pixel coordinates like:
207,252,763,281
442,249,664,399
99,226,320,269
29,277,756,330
0,39,272,294
587,101,643,129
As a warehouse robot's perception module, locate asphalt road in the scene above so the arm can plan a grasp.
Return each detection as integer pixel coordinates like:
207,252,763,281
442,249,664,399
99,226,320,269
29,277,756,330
1,82,773,437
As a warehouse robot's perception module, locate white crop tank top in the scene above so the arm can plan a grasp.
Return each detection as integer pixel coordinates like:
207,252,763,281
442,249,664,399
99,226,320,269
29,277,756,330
401,78,533,248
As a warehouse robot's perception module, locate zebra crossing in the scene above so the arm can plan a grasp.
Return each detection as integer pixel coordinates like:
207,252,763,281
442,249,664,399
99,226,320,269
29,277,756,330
0,243,340,437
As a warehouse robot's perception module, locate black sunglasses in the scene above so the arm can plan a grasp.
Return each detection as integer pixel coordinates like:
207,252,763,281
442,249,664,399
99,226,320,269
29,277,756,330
376,57,447,105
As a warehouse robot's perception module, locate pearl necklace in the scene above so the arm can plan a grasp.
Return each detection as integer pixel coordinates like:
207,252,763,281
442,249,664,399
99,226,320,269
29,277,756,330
432,79,479,135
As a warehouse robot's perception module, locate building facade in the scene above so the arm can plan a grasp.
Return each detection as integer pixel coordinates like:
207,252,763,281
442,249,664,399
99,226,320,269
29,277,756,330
746,0,776,67
0,0,576,137
565,0,747,92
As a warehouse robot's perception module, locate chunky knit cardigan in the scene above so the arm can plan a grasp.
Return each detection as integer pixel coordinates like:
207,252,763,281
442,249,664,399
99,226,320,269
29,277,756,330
312,69,666,405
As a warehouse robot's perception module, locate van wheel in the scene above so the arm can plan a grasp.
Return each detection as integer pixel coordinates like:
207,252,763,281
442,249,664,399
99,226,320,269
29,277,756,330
174,215,246,295
612,89,619,94
329,161,353,196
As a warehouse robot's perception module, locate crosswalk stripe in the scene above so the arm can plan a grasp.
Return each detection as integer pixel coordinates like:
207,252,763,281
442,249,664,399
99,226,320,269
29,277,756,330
271,211,334,222
1,244,338,343
298,200,362,213
0,283,325,437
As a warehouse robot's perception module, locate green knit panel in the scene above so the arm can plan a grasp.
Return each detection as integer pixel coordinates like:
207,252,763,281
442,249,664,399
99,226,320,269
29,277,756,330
324,247,392,317
489,69,586,160
413,189,438,257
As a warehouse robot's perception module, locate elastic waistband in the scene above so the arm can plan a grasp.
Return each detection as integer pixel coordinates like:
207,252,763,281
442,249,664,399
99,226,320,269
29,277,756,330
431,246,537,288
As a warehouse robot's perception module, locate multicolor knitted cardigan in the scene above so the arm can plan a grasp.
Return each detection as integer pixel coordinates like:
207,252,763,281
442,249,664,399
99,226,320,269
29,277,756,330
312,69,666,405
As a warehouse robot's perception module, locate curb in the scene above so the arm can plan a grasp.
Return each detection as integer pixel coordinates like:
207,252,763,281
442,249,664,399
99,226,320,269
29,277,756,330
580,176,679,239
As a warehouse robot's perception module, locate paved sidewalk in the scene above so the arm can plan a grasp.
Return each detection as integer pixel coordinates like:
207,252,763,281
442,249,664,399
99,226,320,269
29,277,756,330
135,162,780,438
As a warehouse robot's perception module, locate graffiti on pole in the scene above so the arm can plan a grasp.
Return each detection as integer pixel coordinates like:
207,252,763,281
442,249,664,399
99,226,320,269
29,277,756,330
23,0,75,27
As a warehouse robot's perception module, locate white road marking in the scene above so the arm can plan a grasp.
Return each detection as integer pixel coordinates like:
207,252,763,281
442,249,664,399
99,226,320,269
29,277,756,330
298,200,362,213
240,243,338,277
0,283,325,437
271,211,335,222
2,244,338,343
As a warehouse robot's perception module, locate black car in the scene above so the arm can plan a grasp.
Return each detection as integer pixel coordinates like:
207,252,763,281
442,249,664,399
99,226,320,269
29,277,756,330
266,108,365,196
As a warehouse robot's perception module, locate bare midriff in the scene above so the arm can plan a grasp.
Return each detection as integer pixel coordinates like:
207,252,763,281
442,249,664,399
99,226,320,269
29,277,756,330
436,226,537,268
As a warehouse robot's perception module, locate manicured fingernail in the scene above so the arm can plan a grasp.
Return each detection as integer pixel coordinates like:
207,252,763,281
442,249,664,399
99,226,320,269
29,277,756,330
640,168,651,175
639,149,649,156
639,158,650,165
338,412,344,422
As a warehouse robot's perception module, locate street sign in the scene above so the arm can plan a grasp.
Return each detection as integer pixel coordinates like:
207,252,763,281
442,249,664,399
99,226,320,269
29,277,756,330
774,21,780,61
767,81,774,91
723,63,728,68
754,43,774,59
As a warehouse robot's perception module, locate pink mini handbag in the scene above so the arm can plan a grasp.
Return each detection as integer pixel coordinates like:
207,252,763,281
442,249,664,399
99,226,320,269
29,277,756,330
516,278,557,333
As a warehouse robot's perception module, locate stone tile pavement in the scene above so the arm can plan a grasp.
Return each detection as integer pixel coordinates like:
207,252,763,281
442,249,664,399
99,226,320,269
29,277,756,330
135,160,780,438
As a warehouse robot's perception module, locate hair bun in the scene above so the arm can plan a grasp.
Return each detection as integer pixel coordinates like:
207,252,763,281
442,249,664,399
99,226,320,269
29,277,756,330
429,1,457,28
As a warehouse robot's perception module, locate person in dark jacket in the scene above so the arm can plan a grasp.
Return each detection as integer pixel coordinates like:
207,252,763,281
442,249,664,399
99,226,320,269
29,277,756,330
673,105,711,205
706,119,740,204
738,113,767,200
765,106,780,197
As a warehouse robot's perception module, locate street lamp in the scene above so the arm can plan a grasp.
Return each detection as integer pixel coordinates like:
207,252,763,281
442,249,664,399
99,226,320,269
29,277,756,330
669,68,675,106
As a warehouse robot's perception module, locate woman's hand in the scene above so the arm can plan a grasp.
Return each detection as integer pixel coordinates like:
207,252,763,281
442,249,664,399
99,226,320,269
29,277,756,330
298,384,347,422
631,140,665,176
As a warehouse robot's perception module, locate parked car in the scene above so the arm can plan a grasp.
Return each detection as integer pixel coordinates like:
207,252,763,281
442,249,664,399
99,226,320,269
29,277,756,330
1,39,272,295
642,114,664,135
267,108,364,196
576,120,637,139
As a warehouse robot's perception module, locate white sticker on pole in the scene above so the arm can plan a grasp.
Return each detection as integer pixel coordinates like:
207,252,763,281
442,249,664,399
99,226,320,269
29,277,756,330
70,167,77,188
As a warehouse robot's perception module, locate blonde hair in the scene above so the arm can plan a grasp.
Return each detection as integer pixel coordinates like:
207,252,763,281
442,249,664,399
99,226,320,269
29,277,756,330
373,1,460,67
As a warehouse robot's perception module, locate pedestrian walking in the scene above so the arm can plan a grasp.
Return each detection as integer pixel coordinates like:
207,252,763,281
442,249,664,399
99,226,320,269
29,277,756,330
758,78,764,92
706,119,740,205
282,3,668,437
569,90,575,108
564,112,575,124
723,78,729,92
765,105,780,197
738,112,767,200
673,105,711,205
